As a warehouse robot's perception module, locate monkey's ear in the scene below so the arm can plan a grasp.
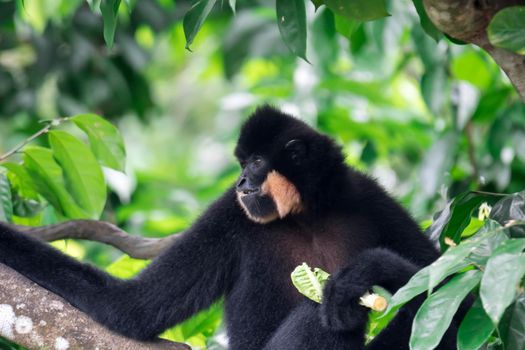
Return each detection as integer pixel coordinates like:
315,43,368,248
285,139,307,164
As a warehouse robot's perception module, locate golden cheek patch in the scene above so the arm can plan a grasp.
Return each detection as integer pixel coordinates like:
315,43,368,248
261,170,302,218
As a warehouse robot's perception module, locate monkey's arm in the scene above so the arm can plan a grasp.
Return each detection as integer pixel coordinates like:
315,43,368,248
0,188,241,340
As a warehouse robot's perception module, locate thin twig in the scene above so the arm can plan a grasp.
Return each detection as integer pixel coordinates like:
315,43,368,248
0,117,69,162
4,220,183,259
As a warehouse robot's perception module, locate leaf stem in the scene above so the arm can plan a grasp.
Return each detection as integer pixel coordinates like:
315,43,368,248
0,118,69,162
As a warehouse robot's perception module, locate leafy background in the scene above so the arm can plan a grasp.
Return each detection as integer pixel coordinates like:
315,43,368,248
0,0,524,349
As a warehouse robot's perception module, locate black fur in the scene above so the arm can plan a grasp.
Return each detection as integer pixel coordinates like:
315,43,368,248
0,106,459,349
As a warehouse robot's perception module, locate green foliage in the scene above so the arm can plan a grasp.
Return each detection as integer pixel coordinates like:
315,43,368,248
276,0,308,60
488,6,525,55
1,114,124,221
383,192,525,349
1,0,524,348
290,262,330,303
183,0,218,50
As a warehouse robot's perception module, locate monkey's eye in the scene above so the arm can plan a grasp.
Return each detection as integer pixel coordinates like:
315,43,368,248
239,160,247,168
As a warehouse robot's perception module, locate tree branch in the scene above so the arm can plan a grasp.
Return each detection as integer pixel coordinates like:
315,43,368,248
423,0,525,102
3,221,182,260
0,265,189,350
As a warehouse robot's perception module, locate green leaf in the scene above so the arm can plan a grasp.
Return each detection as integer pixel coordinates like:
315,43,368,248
71,114,126,171
480,253,525,324
457,298,495,350
410,270,482,350
411,0,442,41
311,0,324,11
2,163,43,218
228,0,236,14
23,146,88,219
48,131,107,219
183,0,218,50
334,14,360,41
100,0,121,48
325,0,389,21
426,192,502,250
491,191,525,237
276,0,308,60
488,6,525,55
428,240,478,292
291,263,330,303
503,293,525,350
0,169,13,222
386,259,466,314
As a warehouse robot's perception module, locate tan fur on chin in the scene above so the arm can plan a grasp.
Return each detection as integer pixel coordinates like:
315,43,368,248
262,170,302,218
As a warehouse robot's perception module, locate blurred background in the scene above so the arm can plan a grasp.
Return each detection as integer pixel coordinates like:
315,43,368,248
0,0,524,347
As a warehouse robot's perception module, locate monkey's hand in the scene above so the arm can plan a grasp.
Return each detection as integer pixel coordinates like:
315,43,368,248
320,248,419,331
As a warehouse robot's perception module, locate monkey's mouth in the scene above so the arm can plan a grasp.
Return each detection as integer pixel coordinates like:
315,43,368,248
236,191,278,223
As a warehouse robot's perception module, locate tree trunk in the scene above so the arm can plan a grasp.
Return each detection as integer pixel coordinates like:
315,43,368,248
423,0,525,101
0,264,189,350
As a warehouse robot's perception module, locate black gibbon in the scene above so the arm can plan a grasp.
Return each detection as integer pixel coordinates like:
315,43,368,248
0,106,459,349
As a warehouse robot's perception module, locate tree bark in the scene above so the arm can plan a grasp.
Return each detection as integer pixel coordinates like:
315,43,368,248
0,265,189,350
423,0,525,102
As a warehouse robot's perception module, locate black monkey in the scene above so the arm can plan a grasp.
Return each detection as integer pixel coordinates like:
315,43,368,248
0,106,458,349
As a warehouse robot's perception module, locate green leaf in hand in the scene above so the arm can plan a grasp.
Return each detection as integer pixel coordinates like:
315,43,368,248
291,262,330,303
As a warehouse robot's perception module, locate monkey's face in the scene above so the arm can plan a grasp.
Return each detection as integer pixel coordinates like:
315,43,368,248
235,140,304,224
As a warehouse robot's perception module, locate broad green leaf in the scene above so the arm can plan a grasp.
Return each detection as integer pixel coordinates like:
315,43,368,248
480,253,525,324
311,0,324,11
451,50,493,90
426,192,502,250
3,163,39,200
228,0,236,14
491,191,525,237
100,0,121,48
276,0,307,60
48,131,107,219
504,293,525,350
467,221,509,265
492,239,525,256
411,0,442,41
0,169,13,222
325,0,389,21
3,163,43,218
71,114,126,171
334,14,360,41
428,240,478,292
385,260,466,314
183,0,218,50
291,263,330,303
124,0,136,12
457,298,495,350
23,146,88,219
410,270,482,350
488,6,525,55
